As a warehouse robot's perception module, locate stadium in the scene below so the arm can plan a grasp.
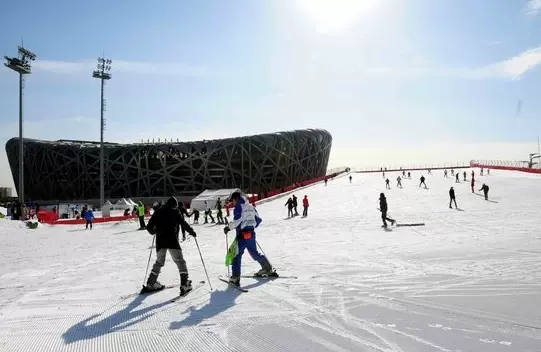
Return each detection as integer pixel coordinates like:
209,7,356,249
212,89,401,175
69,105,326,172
5,129,332,202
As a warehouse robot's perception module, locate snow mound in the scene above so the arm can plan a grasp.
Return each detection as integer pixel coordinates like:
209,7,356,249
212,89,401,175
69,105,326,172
0,169,540,351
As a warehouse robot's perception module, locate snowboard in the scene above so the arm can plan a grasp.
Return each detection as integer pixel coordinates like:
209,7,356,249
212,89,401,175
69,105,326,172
218,276,249,292
170,280,206,302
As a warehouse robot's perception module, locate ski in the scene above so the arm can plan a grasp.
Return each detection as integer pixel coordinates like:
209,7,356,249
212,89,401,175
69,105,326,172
121,284,177,300
170,280,206,302
240,275,297,279
396,223,425,227
218,276,249,292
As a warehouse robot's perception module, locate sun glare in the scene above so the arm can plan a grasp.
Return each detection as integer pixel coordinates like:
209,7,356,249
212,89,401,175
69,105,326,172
295,0,377,35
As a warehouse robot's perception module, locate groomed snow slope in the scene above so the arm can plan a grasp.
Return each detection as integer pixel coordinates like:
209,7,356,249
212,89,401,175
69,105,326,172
0,170,540,352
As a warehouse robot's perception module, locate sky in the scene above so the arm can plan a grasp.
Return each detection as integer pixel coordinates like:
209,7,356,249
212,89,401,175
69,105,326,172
2,0,541,190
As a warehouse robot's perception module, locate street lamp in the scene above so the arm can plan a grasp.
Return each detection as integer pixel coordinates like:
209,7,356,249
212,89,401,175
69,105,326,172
4,46,36,204
92,58,112,209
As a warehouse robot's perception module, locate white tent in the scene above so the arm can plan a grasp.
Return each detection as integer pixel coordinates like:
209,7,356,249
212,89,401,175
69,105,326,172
127,198,138,206
190,188,241,211
113,198,132,210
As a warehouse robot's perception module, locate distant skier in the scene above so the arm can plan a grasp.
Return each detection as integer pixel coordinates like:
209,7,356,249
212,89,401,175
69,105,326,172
137,201,146,230
444,169,448,178
428,168,432,175
487,169,490,175
419,175,427,188
463,171,467,181
397,176,402,188
471,170,475,179
191,208,200,224
223,191,276,287
142,196,197,295
479,184,489,200
285,197,294,218
215,198,224,224
178,202,190,241
379,193,395,228
324,179,328,186
383,172,385,179
455,173,460,183
449,187,457,209
480,168,484,176
302,195,309,217
407,172,411,179
385,178,391,189
451,169,455,176
471,177,475,193
402,170,406,177
204,201,215,224
349,175,352,183
84,209,95,230
292,195,299,216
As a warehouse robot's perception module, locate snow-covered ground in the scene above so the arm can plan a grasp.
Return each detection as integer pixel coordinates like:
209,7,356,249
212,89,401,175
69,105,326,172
1,169,540,351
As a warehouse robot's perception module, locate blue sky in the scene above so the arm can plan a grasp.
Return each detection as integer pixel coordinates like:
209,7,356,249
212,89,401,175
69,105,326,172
2,0,541,190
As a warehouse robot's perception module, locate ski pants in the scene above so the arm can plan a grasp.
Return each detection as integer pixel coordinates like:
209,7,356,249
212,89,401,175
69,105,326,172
139,216,146,229
449,197,457,208
381,211,394,226
232,232,267,277
288,207,294,217
303,205,308,217
148,248,188,285
85,219,92,229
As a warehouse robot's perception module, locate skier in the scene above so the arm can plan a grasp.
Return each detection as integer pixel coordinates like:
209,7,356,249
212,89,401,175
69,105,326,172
449,187,457,209
402,170,406,177
480,168,484,176
444,169,448,178
428,168,432,175
451,169,455,176
479,184,489,200
292,195,299,216
349,175,352,183
84,208,94,230
379,193,395,228
223,191,275,287
142,196,197,295
471,177,475,193
324,179,328,186
487,169,490,175
397,176,402,188
382,172,385,179
419,175,427,188
204,201,215,224
463,171,467,181
385,178,391,189
302,195,309,217
178,202,190,241
191,208,200,224
137,201,146,230
407,172,411,179
455,173,460,183
285,197,294,218
215,198,224,224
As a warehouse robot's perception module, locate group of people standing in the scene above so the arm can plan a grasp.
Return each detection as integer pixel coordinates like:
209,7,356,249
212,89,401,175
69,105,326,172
284,194,309,218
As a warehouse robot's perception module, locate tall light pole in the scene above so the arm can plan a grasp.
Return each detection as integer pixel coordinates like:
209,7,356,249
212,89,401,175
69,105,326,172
4,46,36,204
92,58,112,208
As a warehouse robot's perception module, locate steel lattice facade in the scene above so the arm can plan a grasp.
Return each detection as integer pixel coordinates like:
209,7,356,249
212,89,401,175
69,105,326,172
5,129,332,202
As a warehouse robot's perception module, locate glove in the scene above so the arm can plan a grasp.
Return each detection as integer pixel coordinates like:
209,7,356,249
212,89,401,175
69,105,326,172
190,230,197,238
223,226,230,235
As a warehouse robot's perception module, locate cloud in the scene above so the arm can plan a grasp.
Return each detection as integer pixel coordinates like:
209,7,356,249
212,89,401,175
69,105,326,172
525,0,541,16
33,59,217,77
481,47,541,79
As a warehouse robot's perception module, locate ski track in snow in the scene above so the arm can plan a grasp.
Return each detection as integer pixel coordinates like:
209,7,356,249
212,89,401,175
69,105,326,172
1,170,541,351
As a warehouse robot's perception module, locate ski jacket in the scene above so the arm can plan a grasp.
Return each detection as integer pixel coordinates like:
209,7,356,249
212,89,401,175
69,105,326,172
285,198,293,209
229,196,262,238
303,197,309,207
449,188,455,199
137,202,145,216
379,198,388,213
146,197,195,251
84,210,94,221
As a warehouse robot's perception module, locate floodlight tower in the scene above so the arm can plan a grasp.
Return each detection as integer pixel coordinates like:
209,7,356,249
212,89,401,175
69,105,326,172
92,58,112,208
4,46,36,204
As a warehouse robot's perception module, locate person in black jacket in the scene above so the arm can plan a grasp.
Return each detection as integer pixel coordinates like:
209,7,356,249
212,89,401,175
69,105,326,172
449,187,457,209
479,184,489,200
142,196,197,295
291,195,299,216
379,193,395,228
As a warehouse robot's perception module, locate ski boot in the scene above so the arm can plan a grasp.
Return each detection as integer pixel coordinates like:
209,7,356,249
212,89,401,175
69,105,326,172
228,276,240,287
180,274,192,295
140,281,165,294
255,260,279,277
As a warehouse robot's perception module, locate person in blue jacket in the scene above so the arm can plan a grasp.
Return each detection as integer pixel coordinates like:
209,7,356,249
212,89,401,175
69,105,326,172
223,191,276,286
84,209,95,230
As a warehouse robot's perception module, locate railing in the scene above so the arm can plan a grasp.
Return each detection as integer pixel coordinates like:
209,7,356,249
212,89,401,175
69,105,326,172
350,163,470,173
469,160,541,174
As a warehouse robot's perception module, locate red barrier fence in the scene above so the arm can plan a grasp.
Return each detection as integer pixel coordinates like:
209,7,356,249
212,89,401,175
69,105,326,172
470,161,541,175
44,170,348,225
354,165,470,174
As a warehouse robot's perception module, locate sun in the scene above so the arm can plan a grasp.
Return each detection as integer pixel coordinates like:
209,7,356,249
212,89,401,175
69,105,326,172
294,0,377,35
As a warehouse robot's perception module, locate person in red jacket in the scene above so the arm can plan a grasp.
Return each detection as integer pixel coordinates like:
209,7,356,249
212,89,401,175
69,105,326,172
302,195,309,217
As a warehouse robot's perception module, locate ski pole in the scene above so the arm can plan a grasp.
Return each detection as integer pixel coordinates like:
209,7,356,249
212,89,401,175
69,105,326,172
194,237,213,291
225,232,230,277
256,240,273,268
142,234,156,287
